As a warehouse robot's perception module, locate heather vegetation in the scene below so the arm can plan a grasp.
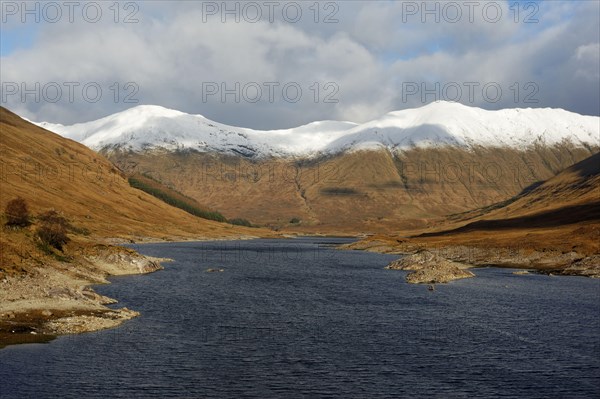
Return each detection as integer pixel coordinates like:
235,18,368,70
4,197,30,228
36,210,70,251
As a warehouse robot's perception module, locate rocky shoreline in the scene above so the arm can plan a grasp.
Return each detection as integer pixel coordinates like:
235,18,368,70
0,245,167,349
345,240,600,279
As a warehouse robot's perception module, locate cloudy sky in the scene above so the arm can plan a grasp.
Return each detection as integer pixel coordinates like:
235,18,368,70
1,0,599,129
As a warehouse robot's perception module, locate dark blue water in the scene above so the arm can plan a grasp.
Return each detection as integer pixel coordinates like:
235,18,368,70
1,238,599,398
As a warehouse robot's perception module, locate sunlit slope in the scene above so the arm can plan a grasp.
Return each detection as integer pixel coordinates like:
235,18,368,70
0,107,260,240
104,145,597,233
434,152,600,233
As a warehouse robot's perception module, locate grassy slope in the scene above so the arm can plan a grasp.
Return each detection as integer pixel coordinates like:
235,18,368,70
356,152,600,261
0,107,264,242
105,144,598,235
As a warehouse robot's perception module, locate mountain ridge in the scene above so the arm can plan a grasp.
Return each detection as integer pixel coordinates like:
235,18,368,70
36,102,600,158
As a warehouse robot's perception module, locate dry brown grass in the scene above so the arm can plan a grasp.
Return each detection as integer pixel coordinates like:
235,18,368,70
104,145,597,235
0,107,270,242
354,152,600,259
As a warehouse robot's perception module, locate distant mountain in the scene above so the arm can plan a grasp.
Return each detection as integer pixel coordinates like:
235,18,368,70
37,102,599,158
29,104,600,233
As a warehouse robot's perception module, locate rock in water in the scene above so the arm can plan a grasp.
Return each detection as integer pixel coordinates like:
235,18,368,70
386,250,475,284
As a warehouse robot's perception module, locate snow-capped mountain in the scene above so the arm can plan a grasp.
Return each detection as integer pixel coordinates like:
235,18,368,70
37,102,600,157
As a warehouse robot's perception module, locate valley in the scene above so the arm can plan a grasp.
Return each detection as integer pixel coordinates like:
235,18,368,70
39,101,598,233
3,3,599,396
1,101,599,348
104,145,596,233
346,152,600,277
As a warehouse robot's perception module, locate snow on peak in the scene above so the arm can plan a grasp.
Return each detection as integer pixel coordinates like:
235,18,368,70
35,102,599,158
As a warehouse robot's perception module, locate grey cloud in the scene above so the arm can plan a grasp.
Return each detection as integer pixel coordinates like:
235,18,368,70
1,0,598,128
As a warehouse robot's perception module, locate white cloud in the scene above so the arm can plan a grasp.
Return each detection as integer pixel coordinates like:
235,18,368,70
1,1,598,127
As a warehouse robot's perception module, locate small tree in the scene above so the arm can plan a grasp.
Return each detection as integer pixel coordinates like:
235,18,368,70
37,210,70,251
5,197,30,227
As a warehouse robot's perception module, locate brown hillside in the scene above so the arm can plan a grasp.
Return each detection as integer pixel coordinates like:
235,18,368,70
104,144,597,234
421,151,600,235
0,107,261,241
347,152,600,272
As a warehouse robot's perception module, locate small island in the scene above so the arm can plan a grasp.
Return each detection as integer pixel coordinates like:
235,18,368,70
385,250,475,284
